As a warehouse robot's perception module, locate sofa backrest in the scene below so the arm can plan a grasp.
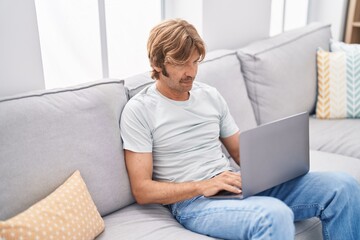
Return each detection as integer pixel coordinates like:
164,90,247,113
124,72,154,99
0,80,134,220
237,22,331,124
196,50,257,132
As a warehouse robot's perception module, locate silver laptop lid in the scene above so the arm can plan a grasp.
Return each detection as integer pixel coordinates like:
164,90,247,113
240,112,310,198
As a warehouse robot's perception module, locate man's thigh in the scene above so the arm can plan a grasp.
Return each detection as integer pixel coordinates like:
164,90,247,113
170,196,294,239
257,172,352,220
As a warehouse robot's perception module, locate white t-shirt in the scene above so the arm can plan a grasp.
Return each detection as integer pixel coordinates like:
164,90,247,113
120,82,239,182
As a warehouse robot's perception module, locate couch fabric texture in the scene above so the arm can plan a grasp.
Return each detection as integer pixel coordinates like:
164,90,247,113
1,22,359,240
237,23,331,124
0,80,134,220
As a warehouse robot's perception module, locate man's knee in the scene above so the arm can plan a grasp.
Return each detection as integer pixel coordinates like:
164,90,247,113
332,173,360,202
250,198,294,239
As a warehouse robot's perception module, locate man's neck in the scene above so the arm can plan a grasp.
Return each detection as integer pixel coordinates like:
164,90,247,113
156,82,190,101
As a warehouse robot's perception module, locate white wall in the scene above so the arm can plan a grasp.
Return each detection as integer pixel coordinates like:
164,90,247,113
203,0,271,51
106,0,162,80
308,0,349,41
164,0,203,36
284,0,309,31
165,0,272,51
0,0,45,98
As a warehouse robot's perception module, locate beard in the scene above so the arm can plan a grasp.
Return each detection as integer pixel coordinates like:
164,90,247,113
162,65,194,82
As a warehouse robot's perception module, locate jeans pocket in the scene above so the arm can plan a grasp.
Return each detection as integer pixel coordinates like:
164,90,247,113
170,196,202,218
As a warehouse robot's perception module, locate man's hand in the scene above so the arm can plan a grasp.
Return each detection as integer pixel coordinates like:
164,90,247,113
200,171,242,197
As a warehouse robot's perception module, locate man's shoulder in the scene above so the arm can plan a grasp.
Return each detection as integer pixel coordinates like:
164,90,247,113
123,84,158,116
127,84,157,105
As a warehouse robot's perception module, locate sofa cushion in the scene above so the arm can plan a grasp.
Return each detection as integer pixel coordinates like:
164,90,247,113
310,150,360,182
237,22,331,124
97,204,216,240
0,80,134,220
125,73,154,99
294,218,322,240
196,50,257,132
0,170,104,240
316,48,360,119
309,117,360,160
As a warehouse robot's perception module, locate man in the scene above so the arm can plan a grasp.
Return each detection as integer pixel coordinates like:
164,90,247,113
120,19,360,239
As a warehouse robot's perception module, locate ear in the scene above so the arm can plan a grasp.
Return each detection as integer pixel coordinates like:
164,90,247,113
153,65,162,73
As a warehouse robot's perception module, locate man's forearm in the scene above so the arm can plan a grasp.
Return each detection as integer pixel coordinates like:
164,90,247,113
131,171,242,205
132,179,203,205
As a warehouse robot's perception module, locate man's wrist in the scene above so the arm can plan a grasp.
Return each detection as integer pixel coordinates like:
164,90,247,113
194,180,206,196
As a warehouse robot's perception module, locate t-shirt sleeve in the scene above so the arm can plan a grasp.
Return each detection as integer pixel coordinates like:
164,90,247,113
120,100,152,152
217,91,239,138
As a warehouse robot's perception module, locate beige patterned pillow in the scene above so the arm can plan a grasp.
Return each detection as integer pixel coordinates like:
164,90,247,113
0,171,104,240
316,48,360,119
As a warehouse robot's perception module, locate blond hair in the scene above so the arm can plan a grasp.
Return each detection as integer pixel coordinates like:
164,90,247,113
147,19,206,80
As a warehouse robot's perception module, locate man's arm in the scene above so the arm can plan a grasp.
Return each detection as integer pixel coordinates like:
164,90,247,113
220,131,240,165
125,150,242,205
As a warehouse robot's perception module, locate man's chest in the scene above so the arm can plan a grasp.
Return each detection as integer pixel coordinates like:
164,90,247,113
149,103,221,152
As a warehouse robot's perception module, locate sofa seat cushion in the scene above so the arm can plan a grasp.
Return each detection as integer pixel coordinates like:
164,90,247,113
97,204,216,240
295,218,322,240
310,117,360,160
310,150,360,182
0,80,134,220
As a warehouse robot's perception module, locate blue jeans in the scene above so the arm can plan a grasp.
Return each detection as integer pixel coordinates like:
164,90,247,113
168,172,360,240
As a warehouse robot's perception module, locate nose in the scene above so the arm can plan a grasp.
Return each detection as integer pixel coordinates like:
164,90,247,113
184,63,197,78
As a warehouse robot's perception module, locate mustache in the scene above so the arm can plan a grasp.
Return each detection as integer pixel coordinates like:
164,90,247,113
181,76,194,81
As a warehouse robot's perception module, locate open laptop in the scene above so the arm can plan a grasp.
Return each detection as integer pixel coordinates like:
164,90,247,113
209,112,310,199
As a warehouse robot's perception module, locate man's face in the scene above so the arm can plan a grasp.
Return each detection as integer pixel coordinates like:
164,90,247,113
157,50,200,99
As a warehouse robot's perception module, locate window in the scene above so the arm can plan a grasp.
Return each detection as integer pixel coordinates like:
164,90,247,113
105,0,161,79
35,0,161,89
270,0,309,36
35,0,103,89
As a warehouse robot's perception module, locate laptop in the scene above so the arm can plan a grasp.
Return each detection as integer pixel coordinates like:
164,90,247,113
209,111,310,199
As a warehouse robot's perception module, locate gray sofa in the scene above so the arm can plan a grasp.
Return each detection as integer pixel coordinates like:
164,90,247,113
1,22,359,240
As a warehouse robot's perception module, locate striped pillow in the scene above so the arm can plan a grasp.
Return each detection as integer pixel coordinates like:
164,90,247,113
316,48,360,119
